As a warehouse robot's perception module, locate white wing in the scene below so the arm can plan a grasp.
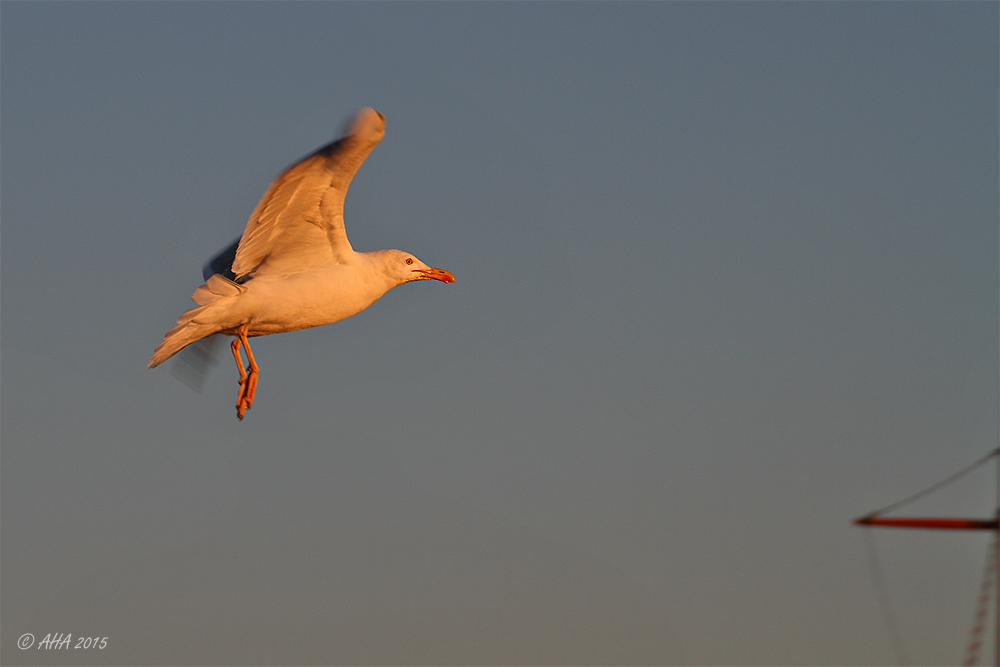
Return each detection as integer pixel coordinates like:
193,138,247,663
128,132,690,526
231,108,386,280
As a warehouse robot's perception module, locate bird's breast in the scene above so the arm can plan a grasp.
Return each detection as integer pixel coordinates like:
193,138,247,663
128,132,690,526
240,264,392,336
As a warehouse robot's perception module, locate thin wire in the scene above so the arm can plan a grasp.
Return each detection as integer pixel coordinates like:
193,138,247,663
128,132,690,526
861,529,911,666
964,534,998,666
863,448,1000,519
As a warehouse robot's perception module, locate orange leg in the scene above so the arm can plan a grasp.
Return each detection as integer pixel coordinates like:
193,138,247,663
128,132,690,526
232,337,249,419
240,328,260,409
231,338,246,385
232,327,260,420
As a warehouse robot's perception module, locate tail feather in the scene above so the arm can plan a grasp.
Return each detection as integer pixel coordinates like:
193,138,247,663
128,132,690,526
193,274,243,305
148,309,219,368
148,275,246,368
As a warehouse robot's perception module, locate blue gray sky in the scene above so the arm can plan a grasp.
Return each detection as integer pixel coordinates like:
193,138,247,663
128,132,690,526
2,3,997,665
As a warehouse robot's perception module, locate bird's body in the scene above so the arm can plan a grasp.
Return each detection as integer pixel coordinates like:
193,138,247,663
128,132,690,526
149,249,416,360
218,254,399,336
149,108,454,418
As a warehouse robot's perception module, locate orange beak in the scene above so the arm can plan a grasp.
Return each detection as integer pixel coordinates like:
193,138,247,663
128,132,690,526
415,267,456,283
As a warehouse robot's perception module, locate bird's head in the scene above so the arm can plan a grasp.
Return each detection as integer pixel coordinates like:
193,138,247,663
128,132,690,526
377,249,455,286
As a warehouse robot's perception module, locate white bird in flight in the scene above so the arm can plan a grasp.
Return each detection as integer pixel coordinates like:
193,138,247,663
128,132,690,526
149,108,455,419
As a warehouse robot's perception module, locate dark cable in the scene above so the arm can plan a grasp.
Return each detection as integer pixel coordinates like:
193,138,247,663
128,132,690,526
863,448,1000,519
861,529,911,665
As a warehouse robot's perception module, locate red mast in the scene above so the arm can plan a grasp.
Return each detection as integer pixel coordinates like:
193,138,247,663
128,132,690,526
854,516,998,531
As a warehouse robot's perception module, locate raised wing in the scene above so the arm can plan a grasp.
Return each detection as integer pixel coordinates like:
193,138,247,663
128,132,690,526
230,108,386,280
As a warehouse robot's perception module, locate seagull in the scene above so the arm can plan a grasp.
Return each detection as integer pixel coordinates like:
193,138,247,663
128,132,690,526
149,108,455,419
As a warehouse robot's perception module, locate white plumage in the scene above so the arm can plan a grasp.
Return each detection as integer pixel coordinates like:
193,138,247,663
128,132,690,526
149,108,455,419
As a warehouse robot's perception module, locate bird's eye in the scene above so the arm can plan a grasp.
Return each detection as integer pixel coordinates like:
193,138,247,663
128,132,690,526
405,258,414,265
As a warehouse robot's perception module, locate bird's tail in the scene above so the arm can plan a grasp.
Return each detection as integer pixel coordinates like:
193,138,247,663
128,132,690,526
148,275,245,368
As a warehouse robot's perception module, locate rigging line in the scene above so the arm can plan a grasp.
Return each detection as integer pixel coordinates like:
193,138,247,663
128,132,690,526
862,528,911,666
964,534,998,666
862,448,1000,519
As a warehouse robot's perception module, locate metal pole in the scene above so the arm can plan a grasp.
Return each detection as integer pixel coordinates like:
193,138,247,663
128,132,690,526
853,449,1000,664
